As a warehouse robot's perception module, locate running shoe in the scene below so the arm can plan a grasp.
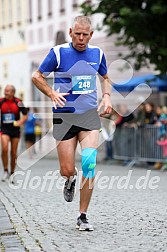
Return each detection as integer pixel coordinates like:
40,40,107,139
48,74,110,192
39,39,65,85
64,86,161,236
1,171,9,182
9,174,15,184
63,178,76,202
76,213,94,231
63,168,77,202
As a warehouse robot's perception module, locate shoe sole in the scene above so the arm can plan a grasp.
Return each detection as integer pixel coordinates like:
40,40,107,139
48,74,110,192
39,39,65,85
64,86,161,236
63,185,76,202
1,179,9,182
76,224,94,231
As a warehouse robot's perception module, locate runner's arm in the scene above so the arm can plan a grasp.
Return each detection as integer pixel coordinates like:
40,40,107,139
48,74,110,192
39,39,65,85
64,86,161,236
14,114,28,127
32,70,69,109
97,74,112,116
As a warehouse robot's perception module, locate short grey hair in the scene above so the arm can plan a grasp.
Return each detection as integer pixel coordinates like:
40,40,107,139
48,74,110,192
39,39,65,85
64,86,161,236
6,84,16,94
72,16,93,30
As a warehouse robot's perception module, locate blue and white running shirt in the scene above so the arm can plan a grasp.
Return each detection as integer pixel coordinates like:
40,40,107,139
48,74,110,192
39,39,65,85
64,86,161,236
38,42,107,114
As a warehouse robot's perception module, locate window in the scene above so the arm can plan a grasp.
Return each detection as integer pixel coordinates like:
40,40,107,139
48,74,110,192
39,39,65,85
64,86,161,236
3,62,8,79
60,0,65,13
8,0,12,27
85,0,91,5
72,0,78,8
28,0,32,22
48,0,52,17
55,30,66,45
1,0,5,29
37,0,42,20
17,0,21,25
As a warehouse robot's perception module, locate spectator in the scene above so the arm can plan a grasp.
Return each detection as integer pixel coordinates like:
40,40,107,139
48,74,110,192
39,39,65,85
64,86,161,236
34,108,42,152
142,102,157,165
155,106,162,122
154,106,167,169
115,104,135,127
143,102,157,125
24,108,36,158
134,103,145,127
159,106,167,135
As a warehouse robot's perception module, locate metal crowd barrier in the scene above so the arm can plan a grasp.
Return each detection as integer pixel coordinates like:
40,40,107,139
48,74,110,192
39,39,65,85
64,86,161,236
112,125,166,164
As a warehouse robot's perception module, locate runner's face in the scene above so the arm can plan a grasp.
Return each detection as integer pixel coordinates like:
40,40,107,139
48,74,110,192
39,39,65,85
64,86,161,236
4,86,14,100
69,23,93,51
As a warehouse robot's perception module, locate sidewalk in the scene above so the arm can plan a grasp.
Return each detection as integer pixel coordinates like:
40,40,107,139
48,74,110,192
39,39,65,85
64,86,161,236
0,199,25,251
0,155,167,252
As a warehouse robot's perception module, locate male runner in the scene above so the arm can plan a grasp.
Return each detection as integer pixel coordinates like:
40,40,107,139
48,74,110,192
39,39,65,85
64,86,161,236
0,85,28,182
32,16,112,231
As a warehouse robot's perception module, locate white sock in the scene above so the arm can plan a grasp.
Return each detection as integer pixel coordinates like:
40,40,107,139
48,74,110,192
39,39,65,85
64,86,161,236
69,168,77,182
69,174,76,182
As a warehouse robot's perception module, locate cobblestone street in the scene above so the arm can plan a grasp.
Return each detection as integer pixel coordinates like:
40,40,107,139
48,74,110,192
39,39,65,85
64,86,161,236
0,155,167,252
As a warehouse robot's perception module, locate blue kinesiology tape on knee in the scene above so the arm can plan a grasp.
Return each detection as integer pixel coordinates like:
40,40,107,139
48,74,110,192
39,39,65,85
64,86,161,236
81,148,97,178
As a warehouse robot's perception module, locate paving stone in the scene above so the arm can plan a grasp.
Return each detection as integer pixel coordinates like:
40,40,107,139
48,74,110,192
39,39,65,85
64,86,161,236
0,157,167,251
0,199,26,251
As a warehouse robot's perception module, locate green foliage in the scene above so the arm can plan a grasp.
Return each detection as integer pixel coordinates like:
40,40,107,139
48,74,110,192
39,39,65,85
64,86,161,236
81,0,167,74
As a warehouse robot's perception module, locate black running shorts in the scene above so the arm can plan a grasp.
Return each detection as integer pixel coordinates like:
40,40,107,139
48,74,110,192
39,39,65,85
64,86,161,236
1,127,20,138
25,133,36,143
53,109,101,141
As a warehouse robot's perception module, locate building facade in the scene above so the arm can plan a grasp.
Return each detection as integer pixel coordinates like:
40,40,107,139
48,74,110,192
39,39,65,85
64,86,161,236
1,0,162,109
0,0,30,100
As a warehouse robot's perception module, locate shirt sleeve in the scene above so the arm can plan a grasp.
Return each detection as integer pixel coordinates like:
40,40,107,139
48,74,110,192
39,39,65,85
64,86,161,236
98,53,107,76
38,48,58,76
19,101,28,115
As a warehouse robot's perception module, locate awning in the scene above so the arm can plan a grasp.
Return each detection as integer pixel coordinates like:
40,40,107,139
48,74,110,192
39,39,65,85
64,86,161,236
112,74,167,92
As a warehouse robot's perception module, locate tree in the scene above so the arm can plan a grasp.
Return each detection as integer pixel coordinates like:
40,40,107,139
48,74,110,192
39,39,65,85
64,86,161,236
81,0,167,74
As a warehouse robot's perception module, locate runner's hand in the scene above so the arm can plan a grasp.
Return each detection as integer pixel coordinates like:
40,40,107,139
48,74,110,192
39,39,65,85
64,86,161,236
50,90,69,109
13,121,19,127
97,96,112,116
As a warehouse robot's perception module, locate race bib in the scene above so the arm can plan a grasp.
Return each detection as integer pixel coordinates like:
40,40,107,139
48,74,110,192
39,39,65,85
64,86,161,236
72,75,96,94
2,113,15,124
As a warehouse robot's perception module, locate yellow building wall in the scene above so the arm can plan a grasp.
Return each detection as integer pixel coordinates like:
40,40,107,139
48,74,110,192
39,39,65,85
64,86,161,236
0,0,28,54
